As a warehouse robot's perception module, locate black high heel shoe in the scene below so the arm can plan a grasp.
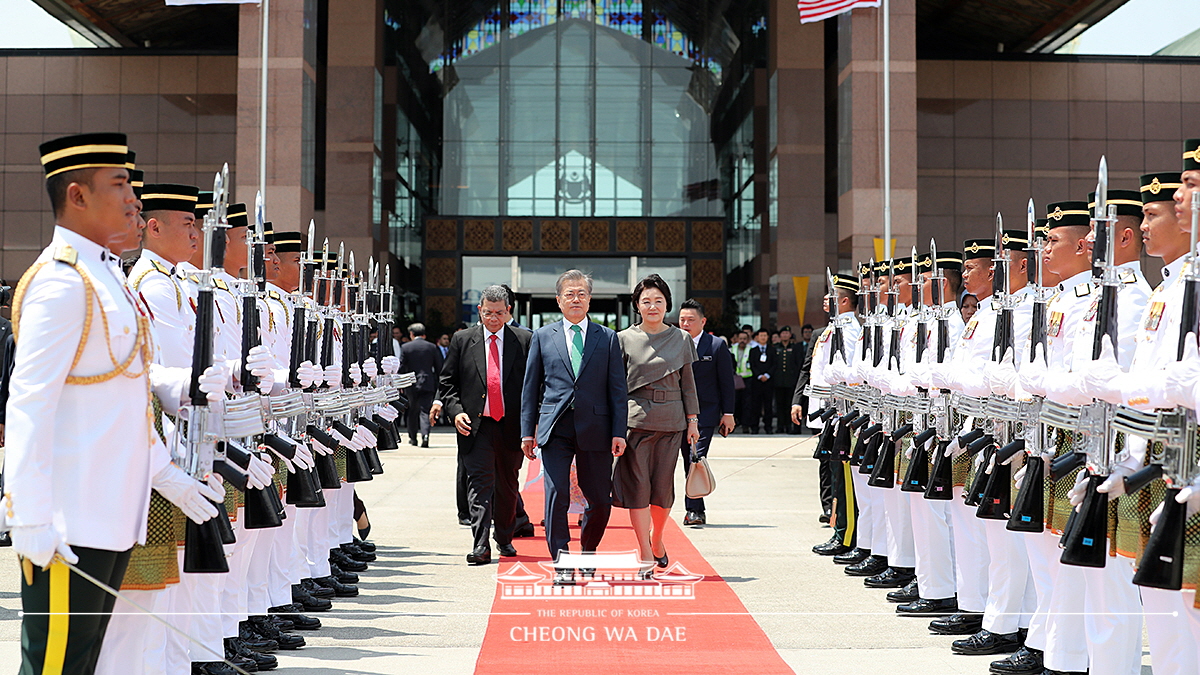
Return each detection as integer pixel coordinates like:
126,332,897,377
653,548,668,569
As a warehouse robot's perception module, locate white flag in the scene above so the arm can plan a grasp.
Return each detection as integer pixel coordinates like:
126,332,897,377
797,0,881,23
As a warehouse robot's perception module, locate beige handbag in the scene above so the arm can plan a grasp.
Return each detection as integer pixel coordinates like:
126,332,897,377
685,443,716,498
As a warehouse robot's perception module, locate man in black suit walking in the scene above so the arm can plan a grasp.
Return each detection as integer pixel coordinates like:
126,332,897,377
746,328,775,434
676,300,736,526
432,286,532,565
400,322,443,447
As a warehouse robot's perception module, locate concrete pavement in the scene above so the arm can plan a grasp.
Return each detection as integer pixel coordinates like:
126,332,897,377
0,430,1153,673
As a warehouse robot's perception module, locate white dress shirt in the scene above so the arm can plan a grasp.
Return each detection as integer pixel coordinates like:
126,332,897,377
483,326,505,419
564,316,589,353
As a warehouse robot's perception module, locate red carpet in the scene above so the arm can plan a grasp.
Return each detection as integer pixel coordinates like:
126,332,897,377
474,459,794,674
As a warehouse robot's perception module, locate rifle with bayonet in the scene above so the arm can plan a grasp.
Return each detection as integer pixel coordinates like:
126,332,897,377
1061,156,1121,567
924,239,956,500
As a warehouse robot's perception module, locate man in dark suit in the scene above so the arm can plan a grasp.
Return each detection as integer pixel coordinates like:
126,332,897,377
676,300,735,526
746,328,775,434
771,326,802,434
432,286,532,565
399,322,443,447
521,270,627,581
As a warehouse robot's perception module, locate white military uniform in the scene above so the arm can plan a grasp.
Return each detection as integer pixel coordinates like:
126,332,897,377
129,250,193,368
874,304,916,574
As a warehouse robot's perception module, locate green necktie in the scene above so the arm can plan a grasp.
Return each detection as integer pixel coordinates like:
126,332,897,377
570,324,584,376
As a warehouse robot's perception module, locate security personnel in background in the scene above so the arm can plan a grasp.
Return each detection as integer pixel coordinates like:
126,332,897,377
746,328,775,434
771,326,802,434
5,133,218,675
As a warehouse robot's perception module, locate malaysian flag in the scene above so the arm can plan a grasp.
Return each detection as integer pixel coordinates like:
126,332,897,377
797,0,881,23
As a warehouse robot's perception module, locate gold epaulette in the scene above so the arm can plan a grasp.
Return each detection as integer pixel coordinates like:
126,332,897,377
53,244,77,266
132,260,182,310
1119,269,1136,284
214,278,229,291
1074,283,1091,297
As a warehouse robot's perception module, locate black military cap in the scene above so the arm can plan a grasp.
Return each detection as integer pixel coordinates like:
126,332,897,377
141,184,200,214
272,231,303,253
833,274,859,293
934,251,964,271
1087,189,1143,217
1183,139,1200,172
1045,201,1090,229
39,132,129,179
1140,172,1182,204
227,203,249,228
195,191,215,219
963,239,995,260
1000,230,1028,251
129,169,145,199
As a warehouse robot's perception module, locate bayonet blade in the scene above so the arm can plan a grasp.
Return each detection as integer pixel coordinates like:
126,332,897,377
1027,198,1036,243
307,220,315,261
1097,155,1109,219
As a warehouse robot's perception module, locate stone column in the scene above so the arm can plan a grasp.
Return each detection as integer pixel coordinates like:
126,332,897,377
836,0,917,267
770,0,827,329
236,0,314,231
324,0,384,268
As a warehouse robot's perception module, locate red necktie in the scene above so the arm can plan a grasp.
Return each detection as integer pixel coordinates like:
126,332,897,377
487,334,503,420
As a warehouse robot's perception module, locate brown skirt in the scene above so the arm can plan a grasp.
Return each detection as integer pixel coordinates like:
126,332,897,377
613,429,684,510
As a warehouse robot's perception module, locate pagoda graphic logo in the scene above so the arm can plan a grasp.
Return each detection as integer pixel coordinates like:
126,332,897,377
496,551,703,600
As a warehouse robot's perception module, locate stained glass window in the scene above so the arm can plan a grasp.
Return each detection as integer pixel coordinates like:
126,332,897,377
596,0,642,39
510,0,557,39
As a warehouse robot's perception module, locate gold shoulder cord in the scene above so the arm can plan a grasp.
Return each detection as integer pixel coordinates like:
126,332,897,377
132,266,182,311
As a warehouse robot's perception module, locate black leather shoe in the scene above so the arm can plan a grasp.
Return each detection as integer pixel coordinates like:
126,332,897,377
818,510,831,524
497,543,518,557
864,566,916,588
989,646,1043,674
513,525,536,538
238,623,279,653
553,569,575,585
226,638,277,671
329,549,368,572
467,546,492,565
269,603,322,629
897,597,958,615
331,562,359,584
249,616,305,650
193,662,242,675
341,542,377,562
812,536,852,556
929,610,984,635
314,575,359,597
421,437,430,448
683,511,706,526
886,580,920,603
291,585,332,612
0,531,10,547
354,538,377,552
301,578,335,598
458,517,472,527
409,436,418,446
268,614,293,631
845,554,888,576
951,629,1021,655
833,547,870,565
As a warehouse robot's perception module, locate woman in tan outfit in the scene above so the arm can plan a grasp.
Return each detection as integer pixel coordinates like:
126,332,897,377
615,274,700,571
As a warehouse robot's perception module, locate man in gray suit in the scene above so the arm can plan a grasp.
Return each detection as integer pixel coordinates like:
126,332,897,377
400,322,443,448
521,270,627,581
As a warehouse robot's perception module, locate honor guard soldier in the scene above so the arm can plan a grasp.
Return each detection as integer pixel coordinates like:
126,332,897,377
4,133,220,675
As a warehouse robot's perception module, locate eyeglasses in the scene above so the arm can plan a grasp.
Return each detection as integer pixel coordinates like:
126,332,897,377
480,310,507,320
559,291,590,301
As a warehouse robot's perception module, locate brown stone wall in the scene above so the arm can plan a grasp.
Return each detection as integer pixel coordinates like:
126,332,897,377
916,58,1200,252
0,54,237,278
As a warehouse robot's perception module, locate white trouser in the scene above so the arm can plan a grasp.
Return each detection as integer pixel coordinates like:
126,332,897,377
1184,590,1200,669
909,494,956,599
95,589,163,675
949,487,989,612
247,522,276,616
162,549,190,673
881,484,916,567
338,483,356,544
1036,531,1088,672
981,519,1031,634
1142,587,1196,675
268,504,299,606
1079,558,1142,675
183,568,226,662
849,469,875,552
290,505,310,583
219,510,261,637
306,495,333,578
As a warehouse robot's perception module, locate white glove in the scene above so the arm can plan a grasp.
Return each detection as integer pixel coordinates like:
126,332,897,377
330,425,356,450
381,354,400,374
888,370,917,397
846,356,868,386
362,358,378,381
945,436,965,458
1018,342,1049,397
246,454,275,490
908,359,932,391
265,439,298,474
984,349,1019,399
1044,367,1092,406
1180,486,1200,518
296,360,321,389
1096,464,1135,500
310,435,334,456
323,362,343,389
349,363,363,386
1164,335,1200,409
929,362,954,391
198,360,231,402
245,345,276,395
278,432,315,470
11,524,78,568
152,463,222,524
1080,338,1124,405
1067,470,1090,507
1013,464,1027,485
353,424,376,449
375,404,399,422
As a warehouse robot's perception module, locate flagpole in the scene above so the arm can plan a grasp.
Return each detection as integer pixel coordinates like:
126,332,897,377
882,0,891,260
259,0,269,199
